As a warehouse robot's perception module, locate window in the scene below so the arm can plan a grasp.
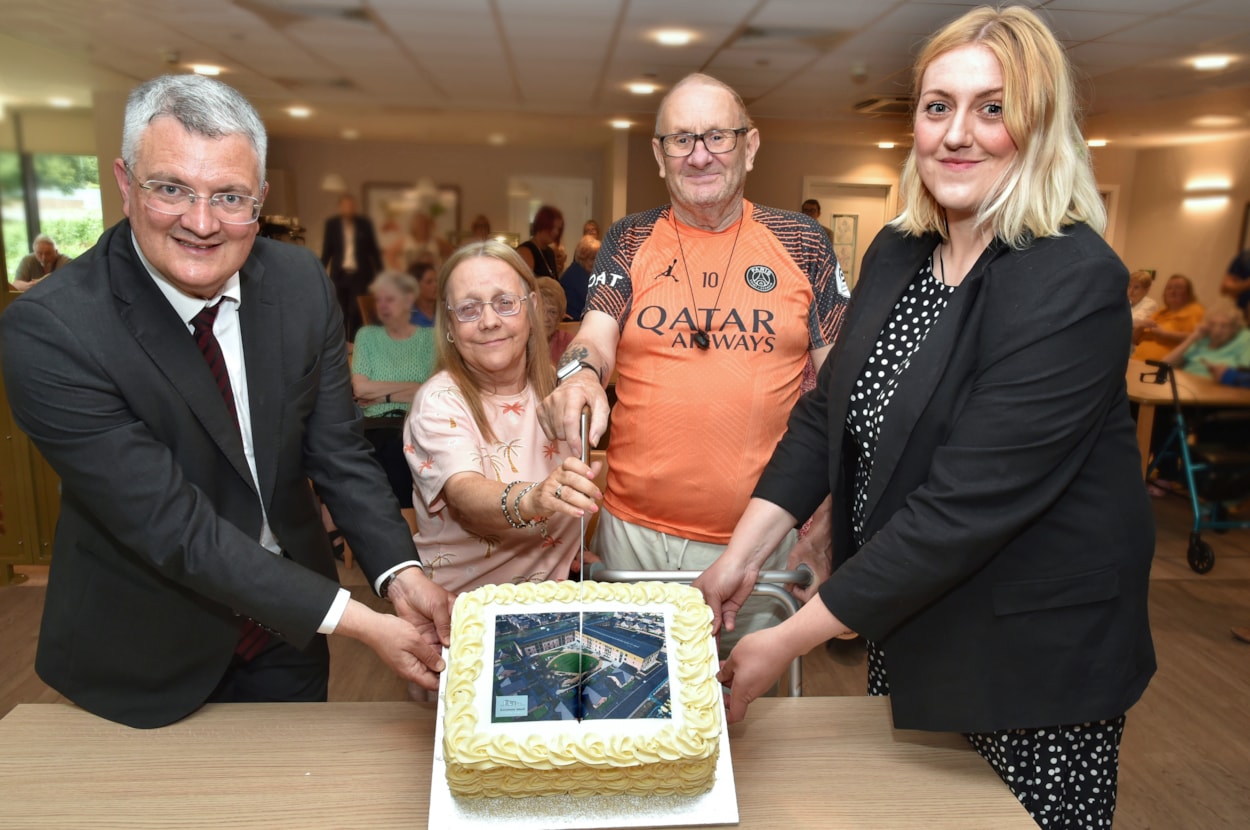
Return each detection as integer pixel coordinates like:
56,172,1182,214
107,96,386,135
3,152,103,284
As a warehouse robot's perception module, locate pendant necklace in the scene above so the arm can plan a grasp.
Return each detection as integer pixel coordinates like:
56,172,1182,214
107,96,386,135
672,209,743,350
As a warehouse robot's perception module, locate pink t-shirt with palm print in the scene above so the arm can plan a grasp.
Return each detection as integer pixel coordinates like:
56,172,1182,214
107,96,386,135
403,371,579,593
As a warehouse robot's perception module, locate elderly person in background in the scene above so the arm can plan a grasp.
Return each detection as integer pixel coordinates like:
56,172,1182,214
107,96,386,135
581,219,601,240
12,234,72,291
352,270,438,526
404,241,601,592
560,234,601,321
1133,273,1204,361
536,277,574,364
408,261,438,327
1127,269,1158,343
516,205,564,279
696,7,1154,827
1161,301,1250,379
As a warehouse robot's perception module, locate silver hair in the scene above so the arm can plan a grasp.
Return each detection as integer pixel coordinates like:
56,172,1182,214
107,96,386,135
32,233,56,248
121,74,267,185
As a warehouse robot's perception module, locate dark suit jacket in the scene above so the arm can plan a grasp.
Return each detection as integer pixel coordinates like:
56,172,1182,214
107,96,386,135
756,223,1156,733
321,214,383,284
1,220,416,728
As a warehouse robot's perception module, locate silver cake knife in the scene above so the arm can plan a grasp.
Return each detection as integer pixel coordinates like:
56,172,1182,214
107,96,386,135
576,405,589,722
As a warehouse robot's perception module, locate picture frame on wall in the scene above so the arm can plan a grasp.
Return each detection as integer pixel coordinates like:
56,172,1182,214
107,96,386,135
832,213,858,284
363,181,461,269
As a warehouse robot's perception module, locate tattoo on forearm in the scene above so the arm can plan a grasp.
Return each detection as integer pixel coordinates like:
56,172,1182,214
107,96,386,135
560,344,592,368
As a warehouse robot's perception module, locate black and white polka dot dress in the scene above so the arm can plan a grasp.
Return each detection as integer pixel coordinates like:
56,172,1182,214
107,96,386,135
845,253,1125,828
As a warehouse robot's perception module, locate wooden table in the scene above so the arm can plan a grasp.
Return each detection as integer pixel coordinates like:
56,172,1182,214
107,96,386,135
1126,359,1250,476
0,698,1033,829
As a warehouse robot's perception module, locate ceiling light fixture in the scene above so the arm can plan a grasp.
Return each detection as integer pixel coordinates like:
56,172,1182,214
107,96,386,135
49,97,72,108
877,141,895,149
190,64,222,76
1192,55,1231,71
655,30,694,47
610,120,632,130
628,82,658,95
287,106,311,118
1087,139,1108,148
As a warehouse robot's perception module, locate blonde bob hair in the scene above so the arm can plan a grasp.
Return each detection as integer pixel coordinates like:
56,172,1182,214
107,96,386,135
890,5,1106,248
433,240,555,443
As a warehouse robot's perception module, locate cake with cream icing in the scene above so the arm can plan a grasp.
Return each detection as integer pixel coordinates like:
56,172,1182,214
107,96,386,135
442,580,722,799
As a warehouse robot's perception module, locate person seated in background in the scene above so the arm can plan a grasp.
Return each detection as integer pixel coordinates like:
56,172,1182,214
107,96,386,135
560,234,600,321
1127,269,1158,344
1160,301,1250,379
11,234,72,291
1133,273,1204,361
581,219,601,240
352,270,438,530
516,205,564,279
536,277,575,364
468,214,492,243
403,241,601,592
408,261,438,327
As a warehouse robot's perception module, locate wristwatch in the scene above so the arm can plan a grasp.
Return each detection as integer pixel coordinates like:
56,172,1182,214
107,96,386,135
556,360,598,385
379,561,425,600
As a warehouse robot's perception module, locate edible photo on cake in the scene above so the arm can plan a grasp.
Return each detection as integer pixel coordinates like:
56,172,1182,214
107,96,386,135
491,611,671,722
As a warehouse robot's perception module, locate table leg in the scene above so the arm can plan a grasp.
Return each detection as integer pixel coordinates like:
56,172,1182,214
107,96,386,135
1136,402,1155,479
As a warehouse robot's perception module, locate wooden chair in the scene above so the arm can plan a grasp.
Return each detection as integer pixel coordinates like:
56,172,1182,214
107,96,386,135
357,295,379,327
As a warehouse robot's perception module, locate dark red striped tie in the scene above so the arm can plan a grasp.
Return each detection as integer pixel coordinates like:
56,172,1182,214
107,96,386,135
190,301,269,661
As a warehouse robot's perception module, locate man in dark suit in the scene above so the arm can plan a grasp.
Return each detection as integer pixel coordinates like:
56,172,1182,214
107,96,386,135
0,74,452,729
321,193,383,341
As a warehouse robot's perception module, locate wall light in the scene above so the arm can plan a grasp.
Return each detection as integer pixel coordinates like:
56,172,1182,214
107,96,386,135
1087,139,1108,148
610,119,632,130
628,82,658,95
48,97,72,108
287,106,311,118
190,64,222,76
1183,178,1232,210
877,141,895,149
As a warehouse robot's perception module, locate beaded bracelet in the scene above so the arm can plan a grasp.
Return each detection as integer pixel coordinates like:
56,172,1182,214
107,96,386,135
500,481,527,529
511,482,547,535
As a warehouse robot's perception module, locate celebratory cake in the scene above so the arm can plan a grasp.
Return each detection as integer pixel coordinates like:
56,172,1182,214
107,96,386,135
442,580,722,799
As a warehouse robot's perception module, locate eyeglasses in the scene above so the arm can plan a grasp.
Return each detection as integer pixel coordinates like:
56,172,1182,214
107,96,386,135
656,128,749,158
125,164,263,224
447,292,530,323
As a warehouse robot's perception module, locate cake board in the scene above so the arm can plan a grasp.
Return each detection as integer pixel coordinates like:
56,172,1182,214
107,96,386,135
428,649,740,830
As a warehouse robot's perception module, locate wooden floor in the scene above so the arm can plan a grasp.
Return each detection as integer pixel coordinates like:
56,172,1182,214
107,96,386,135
2,493,1248,828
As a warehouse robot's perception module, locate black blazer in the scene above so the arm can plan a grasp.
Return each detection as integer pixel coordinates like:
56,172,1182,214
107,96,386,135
756,224,1156,733
1,221,416,728
321,214,383,281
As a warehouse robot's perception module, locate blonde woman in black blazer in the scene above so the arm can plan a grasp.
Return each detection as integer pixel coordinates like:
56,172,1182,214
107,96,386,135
696,7,1154,827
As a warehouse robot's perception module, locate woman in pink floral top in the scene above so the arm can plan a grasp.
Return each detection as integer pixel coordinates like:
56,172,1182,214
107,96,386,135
403,241,602,592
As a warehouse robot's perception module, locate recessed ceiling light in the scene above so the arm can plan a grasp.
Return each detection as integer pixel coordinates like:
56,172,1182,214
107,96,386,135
287,106,311,118
877,141,895,149
190,64,222,76
341,128,360,140
610,120,632,130
49,97,72,108
1192,55,1231,71
655,29,694,47
628,83,658,95
1086,139,1108,148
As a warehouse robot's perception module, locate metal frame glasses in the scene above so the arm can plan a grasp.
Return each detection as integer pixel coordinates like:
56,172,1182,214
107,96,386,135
447,292,531,323
125,163,263,224
656,127,749,158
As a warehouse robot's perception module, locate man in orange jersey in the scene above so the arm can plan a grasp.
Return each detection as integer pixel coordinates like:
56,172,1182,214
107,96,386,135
540,74,848,639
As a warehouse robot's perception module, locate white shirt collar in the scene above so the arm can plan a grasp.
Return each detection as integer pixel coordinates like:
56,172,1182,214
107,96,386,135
131,231,243,326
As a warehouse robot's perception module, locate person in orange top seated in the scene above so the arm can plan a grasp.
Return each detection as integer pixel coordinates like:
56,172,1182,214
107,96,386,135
1132,273,1203,362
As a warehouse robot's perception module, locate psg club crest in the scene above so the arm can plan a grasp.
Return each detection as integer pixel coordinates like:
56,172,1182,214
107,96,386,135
744,264,777,293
